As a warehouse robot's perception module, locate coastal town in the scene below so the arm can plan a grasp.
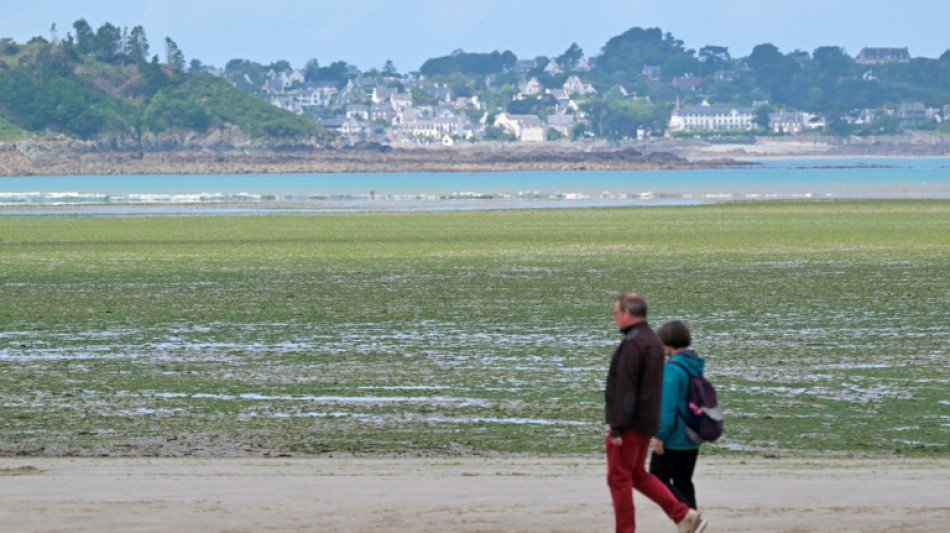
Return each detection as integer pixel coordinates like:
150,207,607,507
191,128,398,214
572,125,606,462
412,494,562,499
3,22,950,177
233,45,950,146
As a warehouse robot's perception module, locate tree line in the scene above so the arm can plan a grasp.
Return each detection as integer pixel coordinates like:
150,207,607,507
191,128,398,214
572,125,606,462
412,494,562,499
0,20,328,141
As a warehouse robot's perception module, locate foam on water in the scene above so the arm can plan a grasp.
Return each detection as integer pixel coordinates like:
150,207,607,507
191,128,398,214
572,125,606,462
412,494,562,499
3,157,948,215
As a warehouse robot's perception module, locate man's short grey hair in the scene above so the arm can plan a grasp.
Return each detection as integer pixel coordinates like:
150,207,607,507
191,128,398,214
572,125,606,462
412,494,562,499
616,291,648,318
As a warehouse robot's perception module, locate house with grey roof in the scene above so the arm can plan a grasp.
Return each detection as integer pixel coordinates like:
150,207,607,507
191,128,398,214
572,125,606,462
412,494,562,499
512,59,537,74
544,59,563,75
494,113,545,142
547,114,577,137
856,47,911,65
669,102,755,132
768,111,816,135
563,75,595,95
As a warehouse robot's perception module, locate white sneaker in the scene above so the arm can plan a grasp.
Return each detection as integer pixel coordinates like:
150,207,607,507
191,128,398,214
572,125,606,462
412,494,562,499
695,516,708,533
677,509,705,533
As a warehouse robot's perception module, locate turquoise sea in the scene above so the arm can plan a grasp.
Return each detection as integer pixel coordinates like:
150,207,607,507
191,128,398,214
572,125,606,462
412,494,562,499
1,157,948,215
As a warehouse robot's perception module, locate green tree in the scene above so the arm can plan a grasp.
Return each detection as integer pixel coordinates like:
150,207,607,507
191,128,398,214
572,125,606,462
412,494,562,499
137,56,171,95
420,50,517,77
825,115,853,136
570,122,588,140
754,104,774,131
304,58,320,82
584,89,666,139
313,60,351,88
94,22,122,61
411,87,439,106
483,125,514,141
165,37,185,73
73,19,94,55
747,43,800,104
506,95,544,117
0,38,20,55
268,60,291,72
698,45,730,76
556,43,584,69
594,27,700,80
127,25,149,62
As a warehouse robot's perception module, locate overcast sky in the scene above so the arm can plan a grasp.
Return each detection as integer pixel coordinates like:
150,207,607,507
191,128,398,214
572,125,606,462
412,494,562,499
3,0,947,71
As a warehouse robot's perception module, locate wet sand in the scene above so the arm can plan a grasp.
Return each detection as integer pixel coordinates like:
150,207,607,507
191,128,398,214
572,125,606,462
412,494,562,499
2,455,947,532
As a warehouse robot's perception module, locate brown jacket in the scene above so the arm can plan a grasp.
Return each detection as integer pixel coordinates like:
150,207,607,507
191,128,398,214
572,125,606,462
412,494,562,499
604,322,665,437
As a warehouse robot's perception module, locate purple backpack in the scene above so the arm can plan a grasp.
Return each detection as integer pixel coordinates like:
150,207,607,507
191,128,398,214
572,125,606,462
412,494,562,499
670,360,724,444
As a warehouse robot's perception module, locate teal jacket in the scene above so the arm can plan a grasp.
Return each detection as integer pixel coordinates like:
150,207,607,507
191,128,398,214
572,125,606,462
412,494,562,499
656,349,705,450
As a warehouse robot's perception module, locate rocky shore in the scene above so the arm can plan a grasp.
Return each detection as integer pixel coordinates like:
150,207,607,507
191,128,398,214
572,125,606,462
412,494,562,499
2,131,948,177
0,141,745,177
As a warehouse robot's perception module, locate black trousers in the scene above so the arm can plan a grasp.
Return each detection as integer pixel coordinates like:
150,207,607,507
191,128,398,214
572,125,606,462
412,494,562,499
648,448,699,510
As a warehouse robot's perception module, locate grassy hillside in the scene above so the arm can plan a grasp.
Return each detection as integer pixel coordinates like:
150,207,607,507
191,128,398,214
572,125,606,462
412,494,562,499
0,116,26,141
0,41,333,144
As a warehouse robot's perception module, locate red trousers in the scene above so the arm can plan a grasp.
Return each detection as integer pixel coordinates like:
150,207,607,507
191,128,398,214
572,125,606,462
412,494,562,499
606,431,690,533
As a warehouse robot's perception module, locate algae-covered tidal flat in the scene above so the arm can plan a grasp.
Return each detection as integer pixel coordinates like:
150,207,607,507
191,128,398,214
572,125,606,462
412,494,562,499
1,200,948,457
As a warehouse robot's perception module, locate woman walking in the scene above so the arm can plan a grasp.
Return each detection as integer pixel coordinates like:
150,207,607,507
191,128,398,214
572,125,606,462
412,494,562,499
650,320,707,517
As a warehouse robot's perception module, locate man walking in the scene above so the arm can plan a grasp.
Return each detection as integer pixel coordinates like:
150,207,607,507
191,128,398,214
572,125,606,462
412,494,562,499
605,292,706,533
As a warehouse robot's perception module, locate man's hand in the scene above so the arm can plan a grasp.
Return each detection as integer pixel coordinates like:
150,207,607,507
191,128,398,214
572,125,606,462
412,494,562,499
608,434,623,447
652,439,665,455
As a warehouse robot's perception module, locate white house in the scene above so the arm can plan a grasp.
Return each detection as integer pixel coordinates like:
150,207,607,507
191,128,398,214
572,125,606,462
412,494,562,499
340,117,369,140
642,64,661,80
269,94,297,113
494,113,545,142
520,77,543,96
544,59,563,75
391,92,413,111
562,76,583,95
263,69,305,93
768,111,815,135
346,105,370,120
371,87,397,105
394,108,474,141
669,102,755,132
296,86,337,108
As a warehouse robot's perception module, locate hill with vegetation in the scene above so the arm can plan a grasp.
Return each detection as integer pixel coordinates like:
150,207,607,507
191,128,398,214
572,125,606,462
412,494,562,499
0,34,334,146
2,20,950,176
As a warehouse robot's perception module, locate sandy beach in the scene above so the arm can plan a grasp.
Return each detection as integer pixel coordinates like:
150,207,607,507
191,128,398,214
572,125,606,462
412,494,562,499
2,455,948,532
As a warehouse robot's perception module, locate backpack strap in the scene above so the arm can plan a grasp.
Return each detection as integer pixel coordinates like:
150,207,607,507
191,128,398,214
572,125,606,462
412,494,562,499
667,359,695,423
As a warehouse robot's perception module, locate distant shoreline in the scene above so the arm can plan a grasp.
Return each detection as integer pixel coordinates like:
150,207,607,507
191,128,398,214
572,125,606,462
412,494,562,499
2,133,948,177
0,145,747,176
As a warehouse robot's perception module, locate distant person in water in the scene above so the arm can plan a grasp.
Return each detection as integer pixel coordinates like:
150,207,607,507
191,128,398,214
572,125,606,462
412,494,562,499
650,320,706,513
604,292,706,533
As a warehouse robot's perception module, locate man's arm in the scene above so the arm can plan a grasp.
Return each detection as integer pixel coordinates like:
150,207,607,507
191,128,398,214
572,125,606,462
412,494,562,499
614,340,641,433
